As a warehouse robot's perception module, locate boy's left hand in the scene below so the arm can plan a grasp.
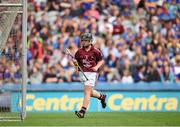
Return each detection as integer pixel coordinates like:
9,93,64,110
91,66,98,71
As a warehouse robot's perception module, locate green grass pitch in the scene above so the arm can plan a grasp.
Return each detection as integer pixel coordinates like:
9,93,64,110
1,112,180,126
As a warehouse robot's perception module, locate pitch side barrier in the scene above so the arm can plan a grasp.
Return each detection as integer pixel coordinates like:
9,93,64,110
2,82,180,92
1,82,180,112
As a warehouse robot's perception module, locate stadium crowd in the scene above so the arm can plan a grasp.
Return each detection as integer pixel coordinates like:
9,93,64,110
0,0,179,85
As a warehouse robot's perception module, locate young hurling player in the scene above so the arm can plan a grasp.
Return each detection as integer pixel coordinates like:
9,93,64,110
73,33,107,118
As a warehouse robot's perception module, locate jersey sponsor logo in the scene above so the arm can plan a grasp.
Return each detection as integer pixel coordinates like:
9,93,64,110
82,55,93,68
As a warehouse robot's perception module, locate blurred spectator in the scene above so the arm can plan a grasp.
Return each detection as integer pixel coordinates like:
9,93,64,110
71,71,80,82
158,60,175,83
29,61,43,84
121,69,134,83
145,61,161,82
174,54,180,82
98,70,107,82
43,65,58,83
133,65,146,83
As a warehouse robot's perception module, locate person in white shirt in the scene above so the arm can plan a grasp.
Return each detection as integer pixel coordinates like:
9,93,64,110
121,69,134,83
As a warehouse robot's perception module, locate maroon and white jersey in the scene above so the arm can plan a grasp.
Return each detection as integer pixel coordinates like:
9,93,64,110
75,46,103,72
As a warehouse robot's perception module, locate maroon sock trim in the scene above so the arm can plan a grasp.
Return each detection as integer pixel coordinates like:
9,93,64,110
98,93,105,100
80,107,86,113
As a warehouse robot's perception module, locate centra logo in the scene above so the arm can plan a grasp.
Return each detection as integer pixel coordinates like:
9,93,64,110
108,94,178,111
24,94,83,111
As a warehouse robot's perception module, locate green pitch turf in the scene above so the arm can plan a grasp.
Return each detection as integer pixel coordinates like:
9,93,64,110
1,112,180,126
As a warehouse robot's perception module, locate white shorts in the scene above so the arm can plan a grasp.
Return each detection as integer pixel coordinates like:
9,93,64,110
79,72,98,87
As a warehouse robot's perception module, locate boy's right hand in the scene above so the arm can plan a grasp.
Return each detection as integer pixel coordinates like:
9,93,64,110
73,59,79,67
